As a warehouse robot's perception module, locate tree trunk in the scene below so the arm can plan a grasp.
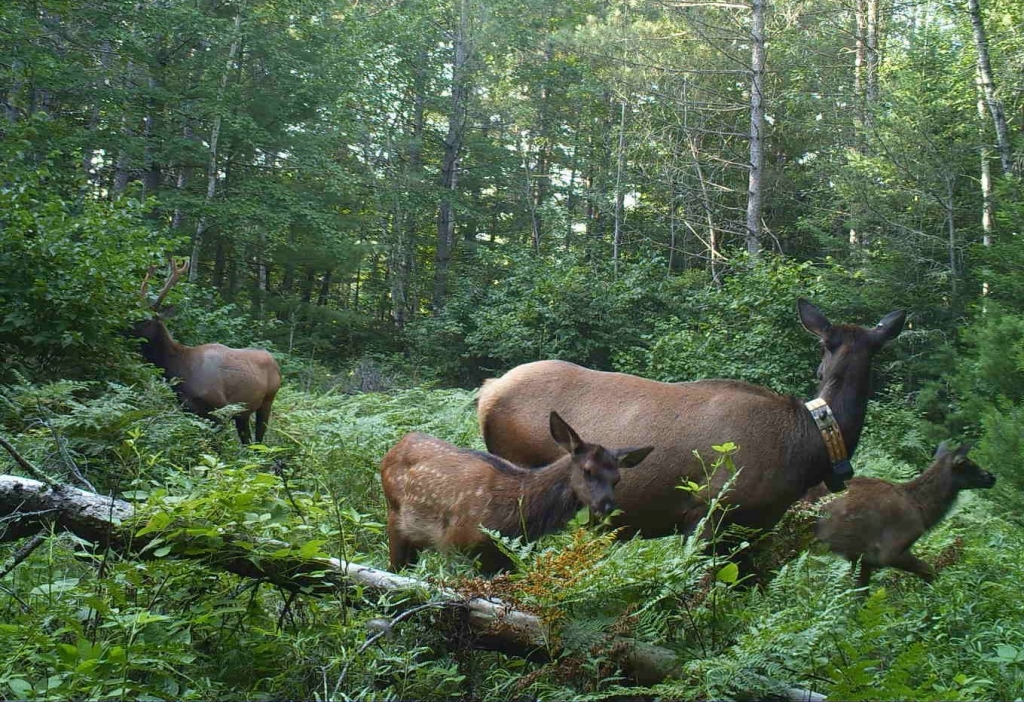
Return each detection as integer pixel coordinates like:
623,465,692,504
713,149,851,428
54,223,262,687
528,39,555,254
432,0,471,313
301,267,316,304
190,12,243,282
253,232,268,320
169,122,194,233
389,57,426,329
864,0,880,112
318,269,333,306
612,101,627,276
140,75,162,201
745,0,766,256
81,41,113,176
3,58,23,123
213,238,227,291
968,0,1012,176
565,108,582,247
976,73,993,248
668,168,678,274
945,174,957,297
688,134,720,281
854,0,866,101
113,113,133,197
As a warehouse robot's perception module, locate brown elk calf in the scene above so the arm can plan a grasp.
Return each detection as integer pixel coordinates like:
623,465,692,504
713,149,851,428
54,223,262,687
816,443,995,586
381,412,653,574
131,258,281,444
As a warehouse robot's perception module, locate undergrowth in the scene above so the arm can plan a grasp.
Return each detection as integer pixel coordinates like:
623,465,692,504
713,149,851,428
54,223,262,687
0,381,1021,700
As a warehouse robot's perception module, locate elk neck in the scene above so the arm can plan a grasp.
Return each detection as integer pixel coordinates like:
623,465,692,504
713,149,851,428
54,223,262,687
501,456,581,540
903,462,957,529
142,320,188,380
816,363,871,459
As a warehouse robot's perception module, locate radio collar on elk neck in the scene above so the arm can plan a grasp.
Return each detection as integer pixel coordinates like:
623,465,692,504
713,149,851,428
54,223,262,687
804,397,853,491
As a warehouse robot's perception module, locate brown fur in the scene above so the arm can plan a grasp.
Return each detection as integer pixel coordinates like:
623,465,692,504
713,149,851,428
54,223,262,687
132,317,281,444
381,412,652,574
816,443,995,586
477,299,906,538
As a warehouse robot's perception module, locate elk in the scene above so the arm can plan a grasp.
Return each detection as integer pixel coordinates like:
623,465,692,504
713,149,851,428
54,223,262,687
381,412,653,574
478,299,906,540
131,258,281,444
816,443,995,585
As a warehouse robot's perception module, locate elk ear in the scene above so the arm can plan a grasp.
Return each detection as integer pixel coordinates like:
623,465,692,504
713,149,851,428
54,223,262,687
953,443,972,464
797,298,831,339
616,446,654,469
870,309,906,346
159,304,180,319
933,441,951,460
549,411,582,454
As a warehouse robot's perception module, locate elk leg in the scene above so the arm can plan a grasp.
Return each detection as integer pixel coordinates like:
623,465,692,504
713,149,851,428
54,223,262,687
180,393,213,419
255,402,273,443
477,544,513,576
388,534,417,571
234,413,253,444
889,551,935,582
855,561,874,587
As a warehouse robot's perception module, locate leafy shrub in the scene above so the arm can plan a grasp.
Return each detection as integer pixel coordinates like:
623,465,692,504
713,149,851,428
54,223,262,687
404,249,695,385
620,254,861,394
0,146,174,381
2,378,1023,702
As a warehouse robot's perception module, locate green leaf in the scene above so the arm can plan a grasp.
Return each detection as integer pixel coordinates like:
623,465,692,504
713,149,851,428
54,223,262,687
716,562,739,583
298,539,327,559
7,679,32,698
29,578,80,596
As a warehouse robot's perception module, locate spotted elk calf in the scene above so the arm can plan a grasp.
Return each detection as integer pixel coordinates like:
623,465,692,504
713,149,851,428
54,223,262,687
381,412,653,574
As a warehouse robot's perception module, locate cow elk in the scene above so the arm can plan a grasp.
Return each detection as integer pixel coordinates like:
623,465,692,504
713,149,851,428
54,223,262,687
816,442,995,586
380,412,653,574
478,299,906,540
131,258,281,444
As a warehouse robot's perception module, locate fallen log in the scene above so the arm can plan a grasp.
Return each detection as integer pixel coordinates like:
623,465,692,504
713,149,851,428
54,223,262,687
0,473,824,700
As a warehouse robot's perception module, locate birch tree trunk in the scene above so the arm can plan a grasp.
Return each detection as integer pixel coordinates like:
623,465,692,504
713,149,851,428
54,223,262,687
968,0,1012,176
190,12,243,283
976,74,994,247
745,0,766,256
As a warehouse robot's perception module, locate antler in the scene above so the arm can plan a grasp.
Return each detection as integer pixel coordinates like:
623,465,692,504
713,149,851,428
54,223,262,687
139,265,159,301
145,256,190,310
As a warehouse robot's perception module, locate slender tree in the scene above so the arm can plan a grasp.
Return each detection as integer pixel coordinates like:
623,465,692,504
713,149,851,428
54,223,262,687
968,0,1013,176
745,0,767,255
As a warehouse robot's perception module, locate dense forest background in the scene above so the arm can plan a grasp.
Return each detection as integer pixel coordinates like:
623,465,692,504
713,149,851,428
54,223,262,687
2,0,1024,699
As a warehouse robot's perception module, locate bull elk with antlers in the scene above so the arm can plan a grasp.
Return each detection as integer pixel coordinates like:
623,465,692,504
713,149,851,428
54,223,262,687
131,258,281,444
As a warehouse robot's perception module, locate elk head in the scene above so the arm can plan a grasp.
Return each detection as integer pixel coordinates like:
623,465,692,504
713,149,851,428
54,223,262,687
935,442,996,490
552,411,653,517
131,257,190,356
